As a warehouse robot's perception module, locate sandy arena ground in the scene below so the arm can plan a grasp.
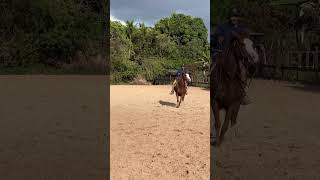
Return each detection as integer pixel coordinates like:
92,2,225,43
1,76,319,180
0,75,107,180
111,85,210,180
212,80,320,180
111,80,320,180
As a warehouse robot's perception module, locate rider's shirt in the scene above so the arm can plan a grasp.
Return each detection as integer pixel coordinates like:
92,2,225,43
176,69,185,77
212,22,248,63
214,22,248,50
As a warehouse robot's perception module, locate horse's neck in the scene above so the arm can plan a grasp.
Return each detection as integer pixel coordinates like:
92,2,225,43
177,77,185,85
215,46,241,81
217,48,234,64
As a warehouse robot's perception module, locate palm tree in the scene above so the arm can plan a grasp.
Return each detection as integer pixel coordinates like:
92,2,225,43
125,20,135,40
139,22,147,52
125,20,135,59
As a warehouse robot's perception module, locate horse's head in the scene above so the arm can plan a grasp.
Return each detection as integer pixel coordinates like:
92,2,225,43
185,73,191,82
178,72,191,84
231,32,259,64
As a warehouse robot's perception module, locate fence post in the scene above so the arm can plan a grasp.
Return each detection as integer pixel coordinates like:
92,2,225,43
297,52,302,81
306,51,310,68
316,47,319,81
286,51,290,66
316,47,319,70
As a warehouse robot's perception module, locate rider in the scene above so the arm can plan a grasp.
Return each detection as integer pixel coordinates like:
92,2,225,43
212,8,252,105
170,64,189,95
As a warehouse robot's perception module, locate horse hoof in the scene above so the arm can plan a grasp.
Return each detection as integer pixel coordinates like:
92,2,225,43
210,140,220,147
210,133,214,138
210,136,220,146
234,128,240,137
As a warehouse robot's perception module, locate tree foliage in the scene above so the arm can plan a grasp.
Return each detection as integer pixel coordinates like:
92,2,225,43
1,0,107,73
211,0,320,49
111,13,209,83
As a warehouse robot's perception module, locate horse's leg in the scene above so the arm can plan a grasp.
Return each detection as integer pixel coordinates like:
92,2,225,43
176,97,182,108
220,106,233,143
231,102,241,127
212,101,221,146
179,95,182,107
176,94,180,108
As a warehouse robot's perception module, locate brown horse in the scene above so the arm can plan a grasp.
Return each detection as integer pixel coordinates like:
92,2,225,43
211,33,259,146
174,72,189,108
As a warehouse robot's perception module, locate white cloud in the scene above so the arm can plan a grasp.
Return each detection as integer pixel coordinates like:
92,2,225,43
175,9,188,15
111,0,210,40
110,14,126,25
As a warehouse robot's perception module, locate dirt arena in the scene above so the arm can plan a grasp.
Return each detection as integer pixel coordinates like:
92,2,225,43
0,75,107,180
111,80,320,180
212,80,320,180
1,76,319,179
111,85,210,180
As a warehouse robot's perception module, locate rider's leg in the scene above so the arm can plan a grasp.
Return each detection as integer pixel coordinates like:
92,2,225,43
170,79,177,94
240,62,251,105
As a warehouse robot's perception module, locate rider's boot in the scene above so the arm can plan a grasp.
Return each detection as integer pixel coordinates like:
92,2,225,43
239,62,251,105
170,87,174,95
170,80,176,95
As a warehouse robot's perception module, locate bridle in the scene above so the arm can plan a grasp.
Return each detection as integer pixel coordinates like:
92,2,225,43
177,73,187,85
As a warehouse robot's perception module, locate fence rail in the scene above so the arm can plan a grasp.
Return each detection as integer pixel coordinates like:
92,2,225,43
153,73,209,88
155,50,320,86
257,49,320,82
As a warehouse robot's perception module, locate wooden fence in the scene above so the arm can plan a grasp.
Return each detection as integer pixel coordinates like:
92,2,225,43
153,70,209,88
154,50,320,86
257,49,320,82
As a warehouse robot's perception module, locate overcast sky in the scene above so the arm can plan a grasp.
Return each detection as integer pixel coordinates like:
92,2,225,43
110,0,210,40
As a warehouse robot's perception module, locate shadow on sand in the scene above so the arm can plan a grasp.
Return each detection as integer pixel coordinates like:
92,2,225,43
159,100,176,107
287,83,320,94
201,87,210,91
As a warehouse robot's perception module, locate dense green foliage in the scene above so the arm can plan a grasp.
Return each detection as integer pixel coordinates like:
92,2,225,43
211,0,320,82
111,13,209,83
1,0,108,74
211,0,320,49
212,0,296,32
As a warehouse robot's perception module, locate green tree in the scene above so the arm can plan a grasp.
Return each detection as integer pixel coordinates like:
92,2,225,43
1,0,106,73
110,13,210,83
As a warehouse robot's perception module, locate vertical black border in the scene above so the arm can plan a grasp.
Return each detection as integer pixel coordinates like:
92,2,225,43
210,0,214,179
103,0,110,179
